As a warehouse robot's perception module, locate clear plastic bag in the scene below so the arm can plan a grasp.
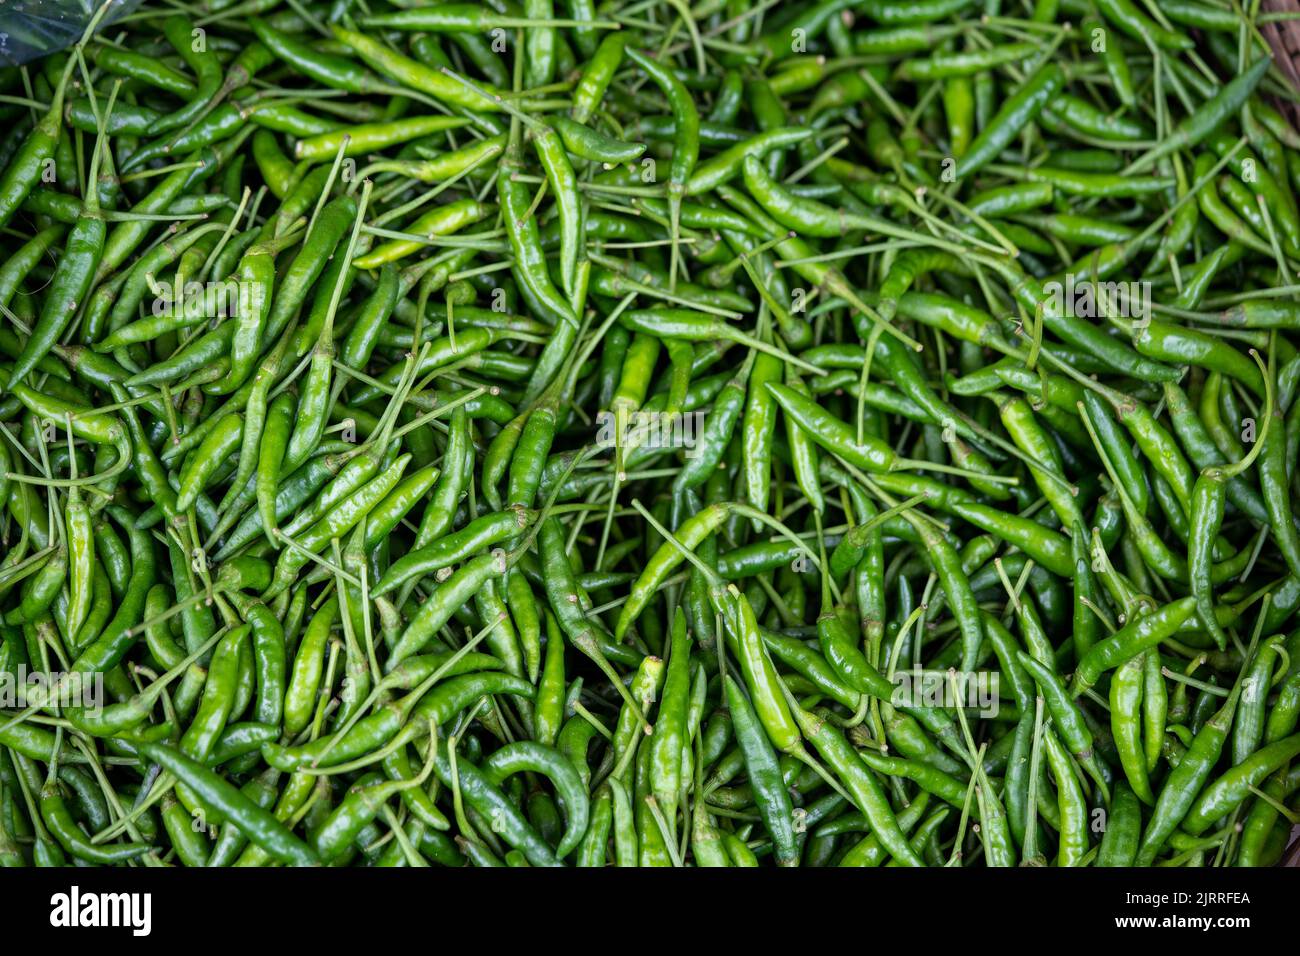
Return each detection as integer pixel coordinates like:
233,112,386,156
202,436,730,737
0,0,144,67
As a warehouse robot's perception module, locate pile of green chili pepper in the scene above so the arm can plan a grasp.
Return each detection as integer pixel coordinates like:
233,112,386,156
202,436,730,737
2,0,1300,869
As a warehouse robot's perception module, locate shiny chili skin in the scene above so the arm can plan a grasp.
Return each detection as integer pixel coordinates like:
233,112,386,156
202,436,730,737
140,741,319,866
1135,686,1241,865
